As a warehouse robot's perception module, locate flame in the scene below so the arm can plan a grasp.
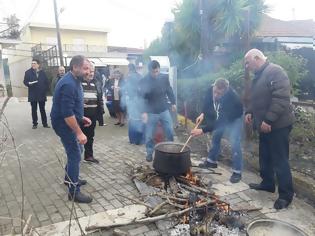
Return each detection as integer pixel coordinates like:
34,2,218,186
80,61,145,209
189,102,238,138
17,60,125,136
217,203,230,213
184,167,199,185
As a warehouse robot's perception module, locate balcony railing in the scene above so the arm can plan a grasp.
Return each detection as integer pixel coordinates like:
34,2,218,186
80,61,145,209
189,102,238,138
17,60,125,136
63,44,107,53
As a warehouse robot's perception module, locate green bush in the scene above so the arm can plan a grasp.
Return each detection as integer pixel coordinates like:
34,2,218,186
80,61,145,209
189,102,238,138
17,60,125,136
177,51,308,119
266,51,308,96
177,73,217,119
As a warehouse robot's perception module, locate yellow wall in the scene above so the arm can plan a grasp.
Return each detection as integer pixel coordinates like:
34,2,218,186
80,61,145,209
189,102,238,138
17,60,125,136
29,27,107,46
8,25,108,97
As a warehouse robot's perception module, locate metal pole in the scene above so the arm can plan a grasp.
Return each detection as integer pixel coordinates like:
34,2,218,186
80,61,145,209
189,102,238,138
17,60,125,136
0,45,7,96
199,0,204,59
53,0,64,66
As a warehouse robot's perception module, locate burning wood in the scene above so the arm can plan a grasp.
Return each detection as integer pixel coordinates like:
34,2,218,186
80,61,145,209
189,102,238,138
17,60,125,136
128,164,251,235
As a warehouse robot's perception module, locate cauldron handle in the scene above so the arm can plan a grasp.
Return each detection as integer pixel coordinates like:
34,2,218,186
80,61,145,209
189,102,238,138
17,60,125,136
180,119,202,152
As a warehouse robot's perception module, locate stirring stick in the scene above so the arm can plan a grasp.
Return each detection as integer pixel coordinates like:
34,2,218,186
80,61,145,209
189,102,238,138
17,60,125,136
180,119,202,152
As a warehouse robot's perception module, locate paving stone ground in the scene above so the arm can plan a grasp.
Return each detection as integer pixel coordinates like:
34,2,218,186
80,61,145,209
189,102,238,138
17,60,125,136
0,97,314,236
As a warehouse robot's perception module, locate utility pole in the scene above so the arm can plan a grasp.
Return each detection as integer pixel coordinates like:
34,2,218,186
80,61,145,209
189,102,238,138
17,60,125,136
199,0,210,72
199,0,207,60
53,0,64,66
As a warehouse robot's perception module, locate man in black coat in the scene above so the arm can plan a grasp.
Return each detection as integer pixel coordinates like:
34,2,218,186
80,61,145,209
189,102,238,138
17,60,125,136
191,78,244,183
23,59,50,129
244,48,295,209
51,66,65,94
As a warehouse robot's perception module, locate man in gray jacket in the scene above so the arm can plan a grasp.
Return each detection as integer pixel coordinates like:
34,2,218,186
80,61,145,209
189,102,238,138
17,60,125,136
244,49,295,210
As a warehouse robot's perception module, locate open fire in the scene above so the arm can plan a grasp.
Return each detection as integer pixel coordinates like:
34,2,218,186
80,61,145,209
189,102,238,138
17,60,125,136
130,164,247,236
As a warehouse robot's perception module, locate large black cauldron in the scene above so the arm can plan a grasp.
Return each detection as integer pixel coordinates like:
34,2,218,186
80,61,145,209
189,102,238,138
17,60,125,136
153,142,191,176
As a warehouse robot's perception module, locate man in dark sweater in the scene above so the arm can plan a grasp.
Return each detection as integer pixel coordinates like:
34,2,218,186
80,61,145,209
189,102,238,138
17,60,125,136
244,49,295,209
81,62,104,163
51,55,92,204
139,60,176,162
51,66,65,93
23,59,50,129
191,78,244,183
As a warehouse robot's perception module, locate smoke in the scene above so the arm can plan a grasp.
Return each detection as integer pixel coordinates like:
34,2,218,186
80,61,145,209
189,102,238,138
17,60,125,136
120,71,145,123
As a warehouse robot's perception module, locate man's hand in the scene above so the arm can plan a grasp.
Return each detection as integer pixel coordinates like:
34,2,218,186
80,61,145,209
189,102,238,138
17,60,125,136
82,116,92,127
171,104,176,112
142,113,148,124
77,132,87,144
260,121,272,133
245,113,252,124
191,128,203,137
196,113,204,124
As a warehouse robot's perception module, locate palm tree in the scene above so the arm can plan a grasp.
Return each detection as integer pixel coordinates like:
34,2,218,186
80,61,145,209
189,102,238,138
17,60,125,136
145,0,268,74
208,0,269,51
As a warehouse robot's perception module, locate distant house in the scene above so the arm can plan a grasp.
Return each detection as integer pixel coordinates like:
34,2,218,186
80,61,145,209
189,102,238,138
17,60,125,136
108,46,144,65
253,15,315,50
6,23,131,97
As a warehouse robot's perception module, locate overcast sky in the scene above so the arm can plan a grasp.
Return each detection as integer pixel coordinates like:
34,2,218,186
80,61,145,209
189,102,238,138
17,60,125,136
0,0,314,48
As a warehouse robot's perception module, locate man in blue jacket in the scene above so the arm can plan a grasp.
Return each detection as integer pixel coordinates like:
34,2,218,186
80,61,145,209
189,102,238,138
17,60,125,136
51,55,92,203
191,78,243,183
23,59,49,129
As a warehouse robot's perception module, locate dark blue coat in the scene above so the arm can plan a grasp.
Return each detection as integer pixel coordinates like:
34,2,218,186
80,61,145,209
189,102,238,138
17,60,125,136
23,68,49,102
51,72,84,129
201,86,243,133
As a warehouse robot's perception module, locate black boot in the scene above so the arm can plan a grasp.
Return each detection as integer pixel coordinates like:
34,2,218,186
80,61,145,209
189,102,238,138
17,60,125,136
230,172,242,183
198,161,217,169
68,192,92,203
274,198,292,210
249,183,275,193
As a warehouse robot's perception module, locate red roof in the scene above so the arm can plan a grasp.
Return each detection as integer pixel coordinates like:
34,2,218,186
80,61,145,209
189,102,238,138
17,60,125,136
255,14,315,37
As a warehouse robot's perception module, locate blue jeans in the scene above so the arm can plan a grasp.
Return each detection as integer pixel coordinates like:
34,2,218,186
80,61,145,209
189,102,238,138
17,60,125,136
145,110,174,157
53,124,82,194
207,117,243,173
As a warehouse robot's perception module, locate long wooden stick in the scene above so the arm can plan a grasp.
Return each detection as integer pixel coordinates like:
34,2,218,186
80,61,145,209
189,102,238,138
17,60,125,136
85,207,192,231
180,119,202,152
22,214,32,235
115,193,153,209
85,200,215,232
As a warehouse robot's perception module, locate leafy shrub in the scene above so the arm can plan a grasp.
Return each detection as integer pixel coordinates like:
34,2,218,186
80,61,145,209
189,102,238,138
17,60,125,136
177,51,308,120
291,106,315,145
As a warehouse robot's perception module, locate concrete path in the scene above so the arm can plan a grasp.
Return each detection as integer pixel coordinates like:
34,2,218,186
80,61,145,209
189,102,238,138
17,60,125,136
0,97,314,236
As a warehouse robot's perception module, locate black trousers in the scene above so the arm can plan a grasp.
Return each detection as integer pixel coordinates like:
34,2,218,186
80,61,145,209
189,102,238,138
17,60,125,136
81,116,97,158
97,111,104,126
30,101,47,126
259,125,294,201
